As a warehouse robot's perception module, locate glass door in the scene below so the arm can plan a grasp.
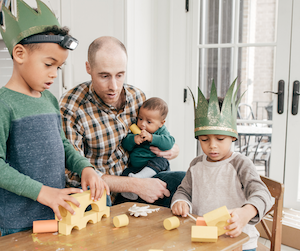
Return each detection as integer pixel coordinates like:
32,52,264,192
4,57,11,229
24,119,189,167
188,0,300,209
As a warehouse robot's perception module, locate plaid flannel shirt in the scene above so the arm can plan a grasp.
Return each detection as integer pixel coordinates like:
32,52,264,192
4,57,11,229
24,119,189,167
59,81,146,201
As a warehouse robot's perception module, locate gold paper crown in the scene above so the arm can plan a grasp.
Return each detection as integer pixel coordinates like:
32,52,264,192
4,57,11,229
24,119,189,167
0,0,61,55
190,78,242,139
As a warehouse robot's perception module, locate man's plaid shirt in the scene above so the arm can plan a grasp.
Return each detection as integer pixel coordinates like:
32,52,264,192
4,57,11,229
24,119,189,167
59,81,146,200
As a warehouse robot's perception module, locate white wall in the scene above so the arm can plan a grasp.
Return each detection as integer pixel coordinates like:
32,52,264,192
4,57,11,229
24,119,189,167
60,0,125,94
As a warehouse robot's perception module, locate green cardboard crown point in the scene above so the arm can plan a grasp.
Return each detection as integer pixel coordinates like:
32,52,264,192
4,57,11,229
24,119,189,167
190,78,241,139
0,0,61,55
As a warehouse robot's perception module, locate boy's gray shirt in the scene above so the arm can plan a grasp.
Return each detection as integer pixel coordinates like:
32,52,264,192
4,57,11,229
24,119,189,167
171,152,273,249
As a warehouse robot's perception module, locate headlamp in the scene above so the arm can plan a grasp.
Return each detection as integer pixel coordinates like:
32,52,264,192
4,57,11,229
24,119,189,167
21,34,79,50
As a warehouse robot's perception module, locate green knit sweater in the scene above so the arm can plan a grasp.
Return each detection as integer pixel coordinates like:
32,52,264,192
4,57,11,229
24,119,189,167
0,87,93,228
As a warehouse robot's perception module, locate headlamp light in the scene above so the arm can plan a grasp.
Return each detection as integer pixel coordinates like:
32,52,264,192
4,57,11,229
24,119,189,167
21,34,79,50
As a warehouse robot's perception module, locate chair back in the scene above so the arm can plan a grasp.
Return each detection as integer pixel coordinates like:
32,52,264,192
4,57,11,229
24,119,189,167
258,175,284,251
237,103,255,121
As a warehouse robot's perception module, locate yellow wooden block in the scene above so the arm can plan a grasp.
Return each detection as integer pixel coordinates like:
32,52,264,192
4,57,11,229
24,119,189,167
163,216,180,230
55,190,110,235
113,214,129,228
58,210,98,235
203,206,231,236
191,226,218,242
130,124,141,134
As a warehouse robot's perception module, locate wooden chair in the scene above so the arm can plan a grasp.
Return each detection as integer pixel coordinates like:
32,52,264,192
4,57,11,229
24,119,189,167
257,175,284,251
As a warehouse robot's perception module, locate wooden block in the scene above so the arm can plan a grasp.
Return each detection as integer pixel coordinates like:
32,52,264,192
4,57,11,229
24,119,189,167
149,250,164,251
55,190,109,225
55,190,110,235
130,124,141,134
58,211,98,235
203,206,231,236
163,216,180,230
33,220,58,233
196,217,207,226
191,226,218,242
113,214,129,228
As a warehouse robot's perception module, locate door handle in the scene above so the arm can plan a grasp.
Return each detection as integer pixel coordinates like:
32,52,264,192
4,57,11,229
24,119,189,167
264,80,284,114
292,80,300,115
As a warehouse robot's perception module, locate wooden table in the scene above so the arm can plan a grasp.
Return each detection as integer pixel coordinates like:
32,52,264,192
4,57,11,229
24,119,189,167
0,202,249,251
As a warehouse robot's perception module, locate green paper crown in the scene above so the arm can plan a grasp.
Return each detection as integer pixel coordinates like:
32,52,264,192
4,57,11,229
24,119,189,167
0,0,61,55
190,78,242,139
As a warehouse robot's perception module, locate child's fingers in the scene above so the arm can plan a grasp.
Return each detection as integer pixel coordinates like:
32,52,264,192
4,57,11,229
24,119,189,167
89,184,96,201
60,200,76,216
81,180,88,191
54,207,63,221
104,181,110,195
63,187,84,195
93,181,103,201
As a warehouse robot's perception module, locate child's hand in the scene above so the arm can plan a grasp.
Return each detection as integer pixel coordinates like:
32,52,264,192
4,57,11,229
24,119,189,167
171,201,190,217
37,186,83,221
140,129,153,142
225,205,258,237
81,167,110,201
134,134,144,145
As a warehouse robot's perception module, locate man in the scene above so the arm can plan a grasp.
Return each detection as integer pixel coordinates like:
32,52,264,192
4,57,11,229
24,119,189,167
60,36,185,207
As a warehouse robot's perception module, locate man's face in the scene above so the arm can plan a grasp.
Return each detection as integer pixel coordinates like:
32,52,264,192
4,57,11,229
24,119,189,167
86,47,127,108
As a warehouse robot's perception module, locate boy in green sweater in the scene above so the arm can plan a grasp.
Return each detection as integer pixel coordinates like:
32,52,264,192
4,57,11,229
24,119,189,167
0,0,109,236
121,97,175,200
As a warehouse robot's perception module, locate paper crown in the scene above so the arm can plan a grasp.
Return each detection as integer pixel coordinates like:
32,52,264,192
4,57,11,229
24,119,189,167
190,78,242,139
0,0,61,55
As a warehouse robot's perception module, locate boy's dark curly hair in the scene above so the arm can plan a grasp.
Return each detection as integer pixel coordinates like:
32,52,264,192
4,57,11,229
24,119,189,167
18,25,70,52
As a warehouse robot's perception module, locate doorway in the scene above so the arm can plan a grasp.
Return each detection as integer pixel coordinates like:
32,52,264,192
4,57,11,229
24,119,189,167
187,0,300,209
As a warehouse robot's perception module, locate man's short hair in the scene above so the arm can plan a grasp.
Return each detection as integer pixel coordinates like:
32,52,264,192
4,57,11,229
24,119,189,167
141,97,169,120
18,25,70,53
88,36,127,68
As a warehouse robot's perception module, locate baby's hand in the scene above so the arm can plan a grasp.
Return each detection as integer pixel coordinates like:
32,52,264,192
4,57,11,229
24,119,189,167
37,186,83,221
140,129,153,142
134,134,144,145
81,167,110,201
171,201,190,217
225,205,258,237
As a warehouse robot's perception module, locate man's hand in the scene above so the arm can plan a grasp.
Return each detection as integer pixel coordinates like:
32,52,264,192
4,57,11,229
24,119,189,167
225,204,258,237
81,167,110,201
150,144,179,160
172,201,190,217
134,177,170,203
37,186,83,221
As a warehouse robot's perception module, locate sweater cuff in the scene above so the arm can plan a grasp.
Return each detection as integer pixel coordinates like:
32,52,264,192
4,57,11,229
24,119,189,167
71,159,95,177
21,177,43,201
151,135,160,146
170,199,193,214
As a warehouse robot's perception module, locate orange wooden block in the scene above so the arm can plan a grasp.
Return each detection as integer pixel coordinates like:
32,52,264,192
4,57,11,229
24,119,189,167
33,220,58,233
196,217,207,226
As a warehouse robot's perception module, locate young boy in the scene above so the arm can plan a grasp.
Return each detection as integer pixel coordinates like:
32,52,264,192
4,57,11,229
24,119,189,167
171,80,272,251
121,97,175,200
0,0,108,236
